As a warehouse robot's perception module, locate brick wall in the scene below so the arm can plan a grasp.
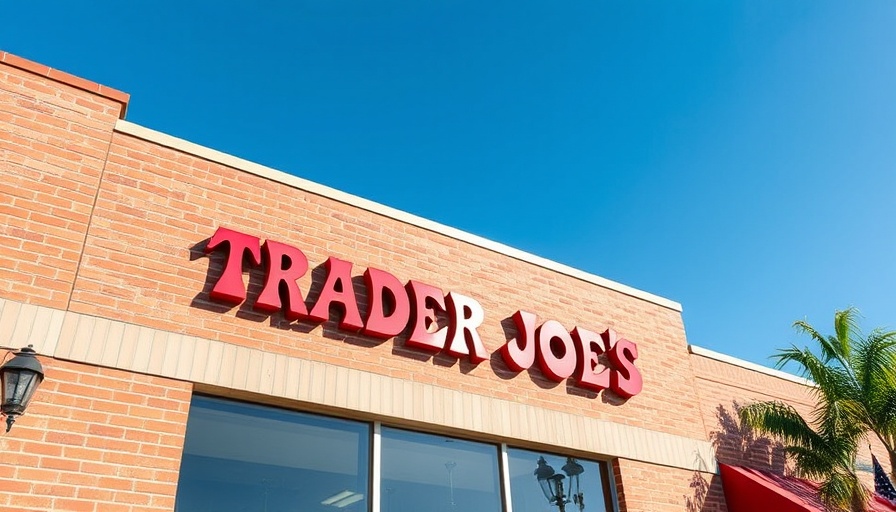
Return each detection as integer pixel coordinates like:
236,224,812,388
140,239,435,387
690,352,887,496
614,459,725,512
0,52,126,310
0,357,192,512
690,354,816,472
7,51,839,512
67,127,705,442
0,51,711,511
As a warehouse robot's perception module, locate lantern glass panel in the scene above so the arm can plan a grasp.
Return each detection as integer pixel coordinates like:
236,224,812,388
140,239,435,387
1,368,42,415
538,476,554,502
563,458,584,507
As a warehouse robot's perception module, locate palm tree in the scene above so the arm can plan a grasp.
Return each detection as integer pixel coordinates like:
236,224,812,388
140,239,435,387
739,308,896,511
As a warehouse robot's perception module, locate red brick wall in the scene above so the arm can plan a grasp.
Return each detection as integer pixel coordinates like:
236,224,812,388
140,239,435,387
67,127,705,441
0,357,192,512
614,459,725,512
1,52,779,512
0,53,125,310
690,354,816,472
690,352,887,498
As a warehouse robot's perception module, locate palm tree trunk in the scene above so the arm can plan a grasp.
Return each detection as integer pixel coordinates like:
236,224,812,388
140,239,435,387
889,449,896,483
852,491,869,512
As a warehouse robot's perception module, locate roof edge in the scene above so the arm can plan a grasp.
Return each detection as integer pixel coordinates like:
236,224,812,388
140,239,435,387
114,118,683,312
689,344,814,386
1,51,130,118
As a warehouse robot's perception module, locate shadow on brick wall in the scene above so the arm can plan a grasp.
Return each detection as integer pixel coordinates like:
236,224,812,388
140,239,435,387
710,401,788,473
677,402,790,512
685,471,726,512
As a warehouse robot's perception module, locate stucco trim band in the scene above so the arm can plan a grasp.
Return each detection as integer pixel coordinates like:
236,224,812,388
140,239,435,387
1,297,711,472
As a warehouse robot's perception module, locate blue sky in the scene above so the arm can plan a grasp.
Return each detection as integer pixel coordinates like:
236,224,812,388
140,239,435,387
4,1,895,370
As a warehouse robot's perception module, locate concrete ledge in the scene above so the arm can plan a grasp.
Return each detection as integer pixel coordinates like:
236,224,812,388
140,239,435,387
0,297,65,356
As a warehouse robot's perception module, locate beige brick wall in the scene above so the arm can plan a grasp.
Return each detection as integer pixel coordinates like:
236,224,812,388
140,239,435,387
0,357,192,512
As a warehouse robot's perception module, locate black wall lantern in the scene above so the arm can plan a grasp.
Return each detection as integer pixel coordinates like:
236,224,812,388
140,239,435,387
534,456,586,512
1,345,44,433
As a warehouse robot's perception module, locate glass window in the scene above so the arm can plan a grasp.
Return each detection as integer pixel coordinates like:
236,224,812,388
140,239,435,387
175,396,370,512
507,448,613,512
380,427,503,512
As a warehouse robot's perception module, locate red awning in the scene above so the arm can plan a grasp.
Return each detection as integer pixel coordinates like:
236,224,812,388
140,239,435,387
720,464,896,512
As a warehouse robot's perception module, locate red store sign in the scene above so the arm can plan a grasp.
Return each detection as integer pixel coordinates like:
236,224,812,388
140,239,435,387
204,227,643,399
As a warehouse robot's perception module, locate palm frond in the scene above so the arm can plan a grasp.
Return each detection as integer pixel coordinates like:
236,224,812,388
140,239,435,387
793,319,839,362
833,308,862,361
855,331,896,445
752,308,895,510
774,346,857,404
854,329,896,398
739,401,822,449
812,397,866,443
784,445,839,480
817,469,867,512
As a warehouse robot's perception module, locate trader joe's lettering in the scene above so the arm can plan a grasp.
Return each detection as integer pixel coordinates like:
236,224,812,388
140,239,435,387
204,226,642,399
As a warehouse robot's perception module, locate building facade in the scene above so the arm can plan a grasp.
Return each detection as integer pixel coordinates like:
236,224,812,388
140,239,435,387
0,52,885,512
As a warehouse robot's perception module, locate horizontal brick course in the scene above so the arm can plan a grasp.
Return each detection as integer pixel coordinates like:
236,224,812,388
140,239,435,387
0,52,129,115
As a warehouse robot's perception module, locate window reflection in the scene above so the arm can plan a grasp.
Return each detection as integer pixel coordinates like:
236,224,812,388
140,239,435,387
175,396,369,512
507,448,612,512
380,427,503,512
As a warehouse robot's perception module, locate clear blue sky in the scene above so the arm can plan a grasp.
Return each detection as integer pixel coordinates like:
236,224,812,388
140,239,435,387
5,1,895,370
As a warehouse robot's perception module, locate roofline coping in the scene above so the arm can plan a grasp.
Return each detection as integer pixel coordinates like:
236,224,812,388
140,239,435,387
1,51,129,118
688,344,814,386
114,118,683,312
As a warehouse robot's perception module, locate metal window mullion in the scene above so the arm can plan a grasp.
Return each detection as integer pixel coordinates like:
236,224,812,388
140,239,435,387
500,443,514,512
604,460,619,512
372,422,382,512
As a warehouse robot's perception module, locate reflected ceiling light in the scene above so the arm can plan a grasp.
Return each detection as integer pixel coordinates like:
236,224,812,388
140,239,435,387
322,491,355,505
334,494,364,508
322,490,364,508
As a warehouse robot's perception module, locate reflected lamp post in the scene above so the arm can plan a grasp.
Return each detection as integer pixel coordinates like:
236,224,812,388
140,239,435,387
534,456,567,512
562,457,585,512
534,456,586,512
445,461,457,509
